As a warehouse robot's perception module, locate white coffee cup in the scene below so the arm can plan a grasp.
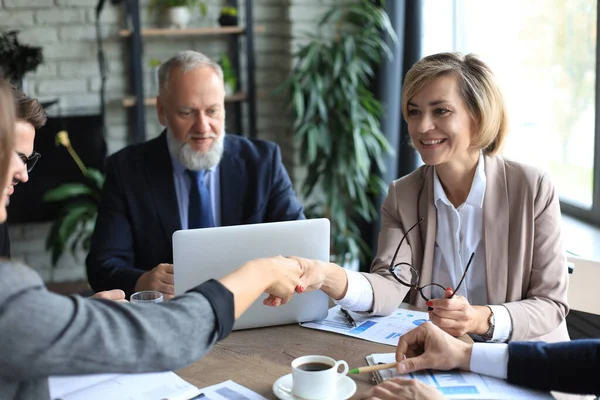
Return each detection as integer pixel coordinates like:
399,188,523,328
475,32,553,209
291,355,349,399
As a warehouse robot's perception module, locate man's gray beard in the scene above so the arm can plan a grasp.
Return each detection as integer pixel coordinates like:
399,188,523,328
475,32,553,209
166,127,225,171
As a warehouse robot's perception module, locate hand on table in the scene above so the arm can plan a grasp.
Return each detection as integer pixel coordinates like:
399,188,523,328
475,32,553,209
92,289,128,302
360,378,444,400
427,288,489,337
395,322,472,374
134,263,174,300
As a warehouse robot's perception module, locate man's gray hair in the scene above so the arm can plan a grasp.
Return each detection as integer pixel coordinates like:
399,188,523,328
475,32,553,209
158,50,224,93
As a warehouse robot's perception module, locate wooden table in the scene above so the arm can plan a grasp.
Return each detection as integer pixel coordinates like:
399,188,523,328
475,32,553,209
176,322,391,399
176,306,589,400
176,304,461,399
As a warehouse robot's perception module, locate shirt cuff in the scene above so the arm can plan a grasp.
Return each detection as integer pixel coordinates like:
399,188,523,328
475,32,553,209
188,279,234,341
334,271,374,312
470,343,509,380
489,305,512,342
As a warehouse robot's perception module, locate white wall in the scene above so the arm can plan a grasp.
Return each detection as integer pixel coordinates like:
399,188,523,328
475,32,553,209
2,0,345,282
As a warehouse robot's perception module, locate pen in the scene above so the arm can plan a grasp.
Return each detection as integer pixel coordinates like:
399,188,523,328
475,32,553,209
161,393,204,400
340,308,357,327
348,362,398,374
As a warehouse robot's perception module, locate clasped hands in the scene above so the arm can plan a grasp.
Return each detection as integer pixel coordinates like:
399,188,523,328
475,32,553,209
263,256,327,307
131,257,313,304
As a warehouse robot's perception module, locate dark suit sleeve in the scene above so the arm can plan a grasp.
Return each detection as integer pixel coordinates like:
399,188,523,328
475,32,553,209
86,156,144,296
0,222,10,258
265,144,305,221
507,340,600,395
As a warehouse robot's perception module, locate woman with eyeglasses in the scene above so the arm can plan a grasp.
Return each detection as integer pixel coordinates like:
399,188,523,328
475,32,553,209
275,52,569,343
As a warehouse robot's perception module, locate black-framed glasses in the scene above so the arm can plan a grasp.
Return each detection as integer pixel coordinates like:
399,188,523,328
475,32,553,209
388,217,475,302
17,151,41,173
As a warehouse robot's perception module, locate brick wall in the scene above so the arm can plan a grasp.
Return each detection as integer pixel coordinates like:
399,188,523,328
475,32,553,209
2,0,343,283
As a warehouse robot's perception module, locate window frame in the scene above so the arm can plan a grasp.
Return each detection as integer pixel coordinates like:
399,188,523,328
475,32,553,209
558,3,600,225
445,0,600,225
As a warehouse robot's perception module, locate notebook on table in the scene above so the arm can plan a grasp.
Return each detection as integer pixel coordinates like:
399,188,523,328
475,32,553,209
49,371,200,400
366,353,553,399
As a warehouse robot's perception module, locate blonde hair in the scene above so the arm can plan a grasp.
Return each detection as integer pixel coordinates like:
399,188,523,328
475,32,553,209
402,52,508,155
0,78,15,189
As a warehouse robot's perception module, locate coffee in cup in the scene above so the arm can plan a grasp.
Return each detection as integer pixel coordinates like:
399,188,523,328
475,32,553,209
291,355,349,399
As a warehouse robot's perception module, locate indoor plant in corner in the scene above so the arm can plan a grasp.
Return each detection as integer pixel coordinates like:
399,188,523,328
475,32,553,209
279,0,396,269
43,131,104,268
0,30,43,90
149,0,208,29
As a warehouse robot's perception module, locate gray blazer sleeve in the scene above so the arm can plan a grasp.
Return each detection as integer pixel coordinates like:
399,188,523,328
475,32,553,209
0,262,234,380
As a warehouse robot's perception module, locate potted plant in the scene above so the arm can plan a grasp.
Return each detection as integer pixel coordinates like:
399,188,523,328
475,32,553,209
149,58,162,94
218,6,238,26
0,30,43,90
149,0,208,29
44,131,104,267
219,55,237,95
279,0,396,268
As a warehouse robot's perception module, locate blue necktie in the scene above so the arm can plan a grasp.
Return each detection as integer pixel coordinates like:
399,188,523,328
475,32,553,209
187,169,214,229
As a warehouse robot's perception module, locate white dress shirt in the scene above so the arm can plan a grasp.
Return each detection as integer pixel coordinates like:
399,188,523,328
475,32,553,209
338,154,512,342
470,343,509,379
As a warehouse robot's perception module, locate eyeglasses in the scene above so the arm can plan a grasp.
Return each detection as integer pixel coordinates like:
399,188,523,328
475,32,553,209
388,217,475,302
17,151,41,173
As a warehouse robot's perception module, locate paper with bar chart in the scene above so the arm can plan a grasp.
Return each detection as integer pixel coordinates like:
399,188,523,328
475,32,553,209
300,305,430,346
367,353,553,399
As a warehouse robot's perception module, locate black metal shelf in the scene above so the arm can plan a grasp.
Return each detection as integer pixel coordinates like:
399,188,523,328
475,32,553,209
122,92,249,107
118,25,265,37
121,0,258,142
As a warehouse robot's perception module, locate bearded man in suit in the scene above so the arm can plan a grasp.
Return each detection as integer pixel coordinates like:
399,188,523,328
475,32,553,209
87,50,304,299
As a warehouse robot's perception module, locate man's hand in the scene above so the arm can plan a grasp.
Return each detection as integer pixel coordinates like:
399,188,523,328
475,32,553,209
92,289,128,302
262,256,303,303
395,322,472,374
360,378,444,400
134,263,174,300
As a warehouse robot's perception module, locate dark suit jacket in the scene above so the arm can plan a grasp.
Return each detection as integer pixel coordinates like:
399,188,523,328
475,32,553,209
0,223,10,258
86,133,305,296
507,339,600,395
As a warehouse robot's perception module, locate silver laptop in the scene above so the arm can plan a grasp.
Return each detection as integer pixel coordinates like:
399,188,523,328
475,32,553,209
173,219,330,330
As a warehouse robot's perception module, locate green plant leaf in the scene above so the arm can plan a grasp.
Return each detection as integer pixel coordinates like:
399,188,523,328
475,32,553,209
85,168,105,190
43,183,95,202
281,0,396,262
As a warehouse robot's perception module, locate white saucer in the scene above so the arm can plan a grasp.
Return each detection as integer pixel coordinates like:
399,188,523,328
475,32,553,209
272,373,357,400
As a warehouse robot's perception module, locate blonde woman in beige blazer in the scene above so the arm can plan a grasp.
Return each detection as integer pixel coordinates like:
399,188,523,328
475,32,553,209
267,52,569,343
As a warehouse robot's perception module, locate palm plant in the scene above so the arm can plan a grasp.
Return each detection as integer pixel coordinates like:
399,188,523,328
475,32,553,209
280,0,396,265
44,131,104,266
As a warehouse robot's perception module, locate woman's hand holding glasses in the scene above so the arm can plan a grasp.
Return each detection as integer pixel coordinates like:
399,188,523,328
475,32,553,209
427,288,492,337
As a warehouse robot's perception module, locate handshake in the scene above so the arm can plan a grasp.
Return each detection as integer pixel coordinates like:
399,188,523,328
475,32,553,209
92,255,330,306
255,256,326,306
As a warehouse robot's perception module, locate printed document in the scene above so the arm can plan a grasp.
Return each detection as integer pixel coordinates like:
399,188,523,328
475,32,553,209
368,353,553,399
197,380,268,400
300,305,430,346
49,371,200,400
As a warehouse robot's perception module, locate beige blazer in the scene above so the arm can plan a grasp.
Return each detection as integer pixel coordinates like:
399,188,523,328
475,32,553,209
363,154,570,342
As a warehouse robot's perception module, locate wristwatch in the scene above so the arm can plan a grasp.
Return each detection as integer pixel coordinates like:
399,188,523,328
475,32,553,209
481,306,495,341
